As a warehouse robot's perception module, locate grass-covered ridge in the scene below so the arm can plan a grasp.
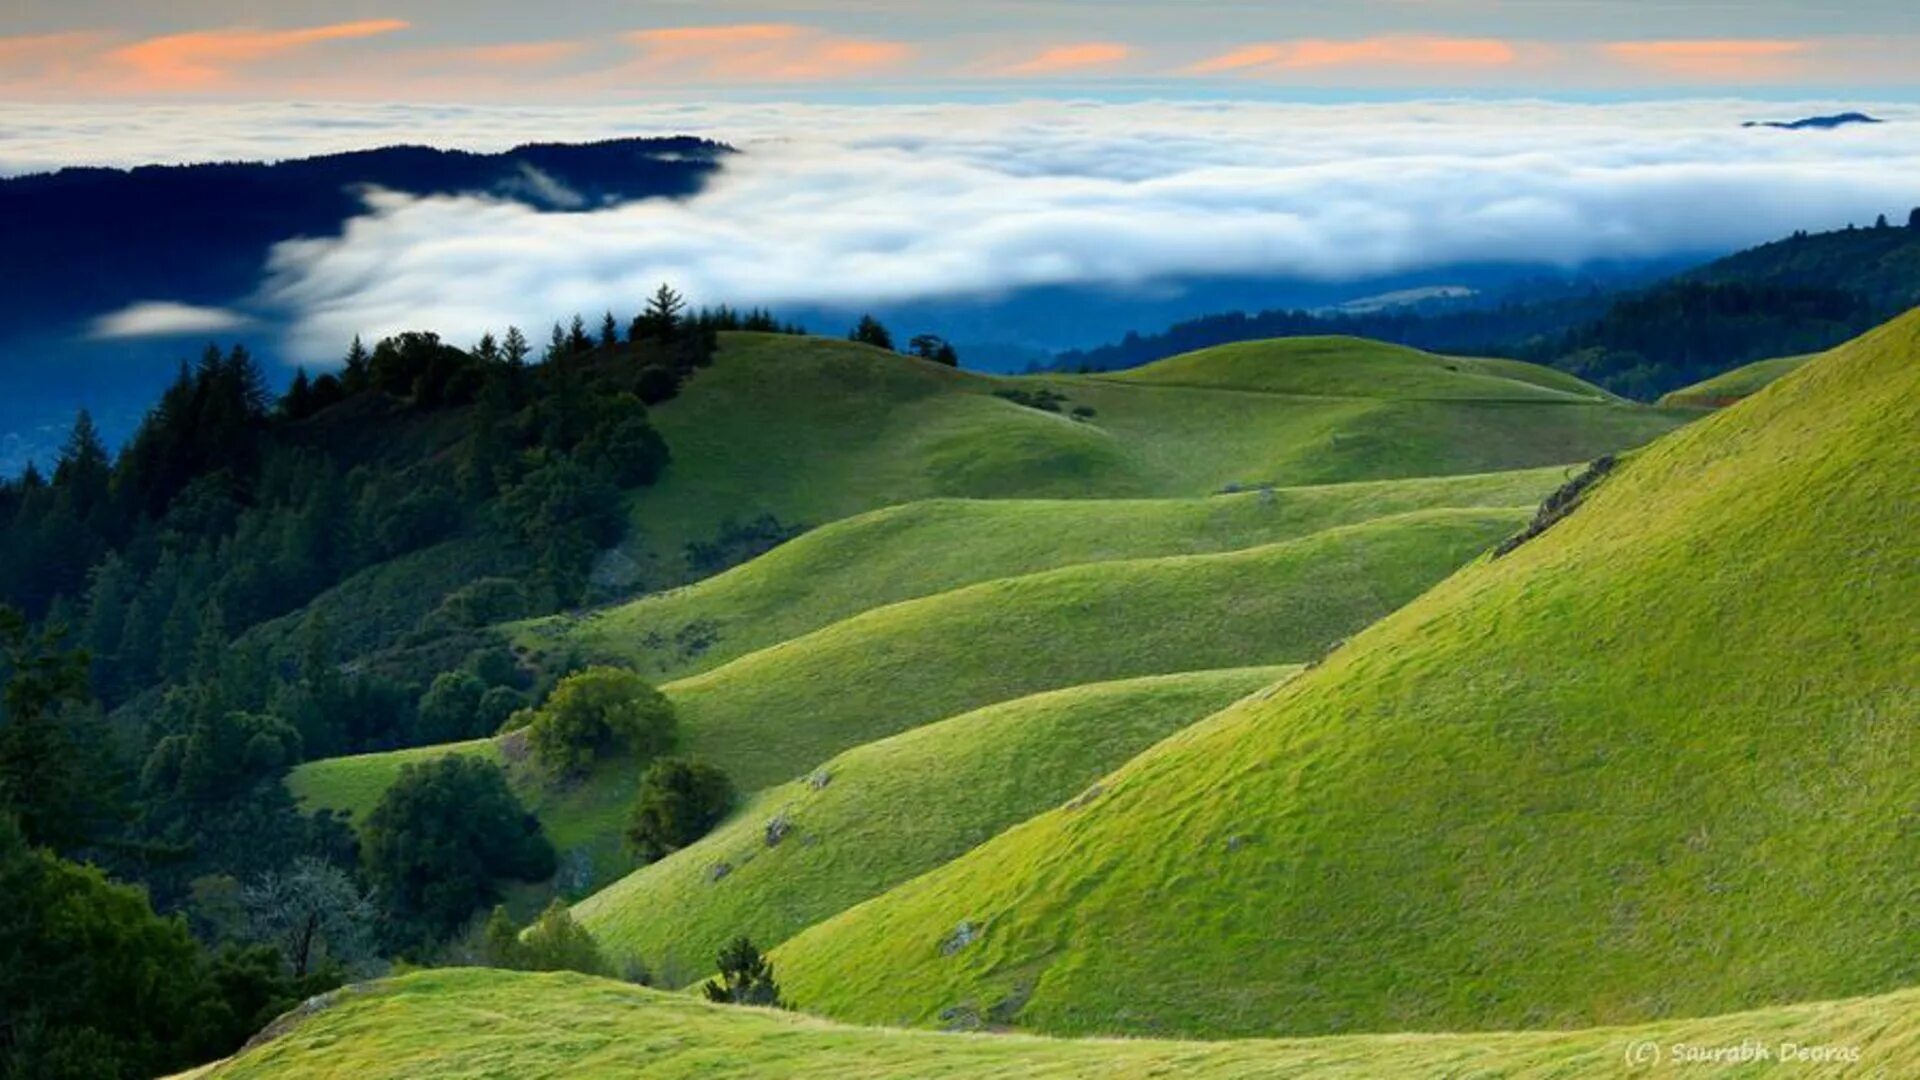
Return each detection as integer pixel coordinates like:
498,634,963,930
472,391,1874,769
572,667,1294,985
774,311,1920,1038
622,333,1680,579
666,506,1524,790
1658,353,1814,409
183,967,1920,1078
526,468,1567,680
1104,335,1611,401
291,507,1520,871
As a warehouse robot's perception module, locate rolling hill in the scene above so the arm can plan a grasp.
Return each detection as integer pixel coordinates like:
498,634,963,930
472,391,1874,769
616,333,1682,583
292,506,1525,889
572,667,1295,985
178,967,1920,1079
1658,353,1813,409
772,310,1920,1038
524,467,1567,680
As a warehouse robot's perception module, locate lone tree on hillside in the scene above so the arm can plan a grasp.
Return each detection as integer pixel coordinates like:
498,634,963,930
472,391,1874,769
909,334,960,367
703,936,784,1008
525,666,677,779
850,315,894,351
626,757,734,861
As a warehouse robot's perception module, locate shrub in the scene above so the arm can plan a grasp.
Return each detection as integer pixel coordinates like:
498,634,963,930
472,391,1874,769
702,936,784,1008
482,900,612,977
361,756,555,950
625,758,735,861
525,667,675,779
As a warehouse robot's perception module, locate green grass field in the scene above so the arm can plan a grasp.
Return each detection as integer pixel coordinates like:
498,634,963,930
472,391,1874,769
181,967,1920,1079
773,312,1920,1038
619,333,1681,581
520,468,1568,681
1658,354,1815,409
572,667,1295,985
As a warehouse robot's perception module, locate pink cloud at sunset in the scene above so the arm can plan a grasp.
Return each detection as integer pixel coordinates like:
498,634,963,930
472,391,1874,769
997,42,1133,77
1190,36,1519,75
1604,40,1809,81
106,20,411,91
622,24,911,83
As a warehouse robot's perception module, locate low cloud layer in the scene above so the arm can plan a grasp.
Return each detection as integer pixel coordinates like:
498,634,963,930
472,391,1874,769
231,99,1920,362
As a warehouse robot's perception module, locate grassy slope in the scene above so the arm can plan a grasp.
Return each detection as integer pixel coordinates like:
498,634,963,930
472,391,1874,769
573,667,1295,985
1658,354,1814,409
1102,335,1610,401
775,312,1920,1038
668,507,1524,791
292,507,1522,871
188,967,1920,1079
524,468,1567,681
623,333,1679,578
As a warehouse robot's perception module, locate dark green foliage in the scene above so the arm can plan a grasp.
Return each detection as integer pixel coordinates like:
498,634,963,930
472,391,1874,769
482,899,609,976
702,936,784,1008
525,667,676,779
626,758,734,862
850,315,895,351
909,334,960,366
994,387,1072,414
0,607,106,850
361,756,555,950
416,670,488,744
0,815,326,1080
684,515,807,577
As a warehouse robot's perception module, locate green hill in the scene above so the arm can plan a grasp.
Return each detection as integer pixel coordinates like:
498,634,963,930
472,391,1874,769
292,507,1522,889
178,967,1920,1079
1104,335,1610,401
1658,353,1814,409
523,468,1566,680
572,667,1294,984
773,312,1920,1038
621,333,1680,581
666,506,1524,791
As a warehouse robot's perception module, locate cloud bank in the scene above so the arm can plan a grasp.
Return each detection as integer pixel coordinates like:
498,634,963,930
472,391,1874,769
231,99,1920,363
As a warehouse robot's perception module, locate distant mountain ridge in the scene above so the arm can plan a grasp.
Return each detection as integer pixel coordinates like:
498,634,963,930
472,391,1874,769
1743,111,1884,130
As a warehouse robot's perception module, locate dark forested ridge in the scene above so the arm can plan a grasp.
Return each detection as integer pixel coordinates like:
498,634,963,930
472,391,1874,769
0,137,728,333
0,291,813,1078
1053,213,1920,397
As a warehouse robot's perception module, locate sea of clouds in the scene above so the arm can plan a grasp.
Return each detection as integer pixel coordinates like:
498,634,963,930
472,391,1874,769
8,98,1919,363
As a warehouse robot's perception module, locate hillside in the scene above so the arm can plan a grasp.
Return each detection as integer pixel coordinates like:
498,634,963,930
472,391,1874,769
293,507,1524,888
180,967,1920,1078
1658,353,1813,409
773,311,1920,1037
524,468,1567,680
1103,336,1608,401
572,668,1294,984
618,333,1680,582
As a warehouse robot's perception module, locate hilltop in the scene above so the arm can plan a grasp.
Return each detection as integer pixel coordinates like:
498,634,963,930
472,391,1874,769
177,967,1920,1078
774,311,1920,1037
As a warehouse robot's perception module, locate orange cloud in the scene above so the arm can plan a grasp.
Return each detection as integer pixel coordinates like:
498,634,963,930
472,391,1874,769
1190,35,1517,74
999,42,1133,77
107,20,410,90
624,23,910,82
1604,39,1808,80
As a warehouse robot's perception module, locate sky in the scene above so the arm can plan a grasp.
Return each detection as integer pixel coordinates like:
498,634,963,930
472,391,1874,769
3,4,1918,369
3,1,1920,101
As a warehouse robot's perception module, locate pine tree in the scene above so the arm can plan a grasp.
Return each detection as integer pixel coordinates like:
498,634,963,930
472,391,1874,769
850,315,894,351
567,315,592,356
503,326,531,367
599,312,619,348
342,336,372,394
474,332,501,366
702,936,784,1007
